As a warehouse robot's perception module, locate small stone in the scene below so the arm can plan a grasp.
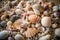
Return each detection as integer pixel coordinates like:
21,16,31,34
39,34,51,40
0,30,9,39
41,17,51,27
53,6,59,11
55,28,60,36
15,34,25,40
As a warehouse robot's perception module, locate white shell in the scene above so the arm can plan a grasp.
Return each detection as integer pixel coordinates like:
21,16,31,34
53,6,58,11
41,17,51,27
39,34,51,40
55,28,60,36
52,24,57,28
15,9,23,14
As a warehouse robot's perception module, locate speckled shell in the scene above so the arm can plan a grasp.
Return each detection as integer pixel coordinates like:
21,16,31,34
15,34,25,40
41,17,51,27
24,28,39,37
0,30,9,39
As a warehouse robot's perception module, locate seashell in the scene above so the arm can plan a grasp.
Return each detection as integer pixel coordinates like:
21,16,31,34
15,9,23,15
53,6,59,11
28,15,40,23
8,37,14,40
53,12,60,18
55,28,60,36
52,24,57,28
1,15,7,20
43,11,49,16
32,4,40,10
35,23,41,28
7,21,12,26
0,30,9,39
39,34,51,40
24,27,39,37
41,17,51,27
15,34,25,40
34,10,40,15
12,19,21,30
3,3,10,11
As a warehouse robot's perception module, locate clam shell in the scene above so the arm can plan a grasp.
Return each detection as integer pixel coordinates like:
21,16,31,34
0,30,9,39
24,28,39,37
41,17,51,27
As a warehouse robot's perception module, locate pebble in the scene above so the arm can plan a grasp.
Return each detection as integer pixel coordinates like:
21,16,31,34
15,34,25,40
0,30,9,39
55,28,60,36
41,17,51,27
10,15,20,23
39,34,51,40
53,6,59,11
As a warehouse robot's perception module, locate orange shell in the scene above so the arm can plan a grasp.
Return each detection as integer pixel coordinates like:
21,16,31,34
28,15,40,23
24,28,39,37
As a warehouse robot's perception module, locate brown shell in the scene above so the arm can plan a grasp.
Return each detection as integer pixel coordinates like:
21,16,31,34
24,27,39,37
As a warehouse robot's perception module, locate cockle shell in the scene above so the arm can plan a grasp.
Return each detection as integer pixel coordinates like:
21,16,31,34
28,15,40,23
41,17,51,27
24,27,39,37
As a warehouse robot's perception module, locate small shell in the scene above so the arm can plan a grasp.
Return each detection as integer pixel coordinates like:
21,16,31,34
53,6,59,11
15,34,25,40
43,11,49,16
41,17,51,27
28,15,40,23
7,21,12,26
1,15,7,20
24,27,39,37
35,23,41,28
15,9,23,15
55,28,60,36
34,10,40,15
39,34,51,40
52,24,57,28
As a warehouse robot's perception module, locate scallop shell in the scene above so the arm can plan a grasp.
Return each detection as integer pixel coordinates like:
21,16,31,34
41,17,51,27
28,15,40,23
24,27,39,37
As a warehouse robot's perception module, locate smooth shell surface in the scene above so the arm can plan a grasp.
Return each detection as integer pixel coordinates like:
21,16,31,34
41,17,51,27
0,30,9,39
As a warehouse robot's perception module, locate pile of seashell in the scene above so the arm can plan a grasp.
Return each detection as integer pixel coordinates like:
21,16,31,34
0,0,60,40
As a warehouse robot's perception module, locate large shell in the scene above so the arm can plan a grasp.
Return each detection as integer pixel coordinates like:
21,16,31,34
41,17,51,27
28,15,40,23
24,27,39,37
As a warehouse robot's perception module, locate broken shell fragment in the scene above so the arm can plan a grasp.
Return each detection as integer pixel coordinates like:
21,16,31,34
24,28,39,37
41,17,51,27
